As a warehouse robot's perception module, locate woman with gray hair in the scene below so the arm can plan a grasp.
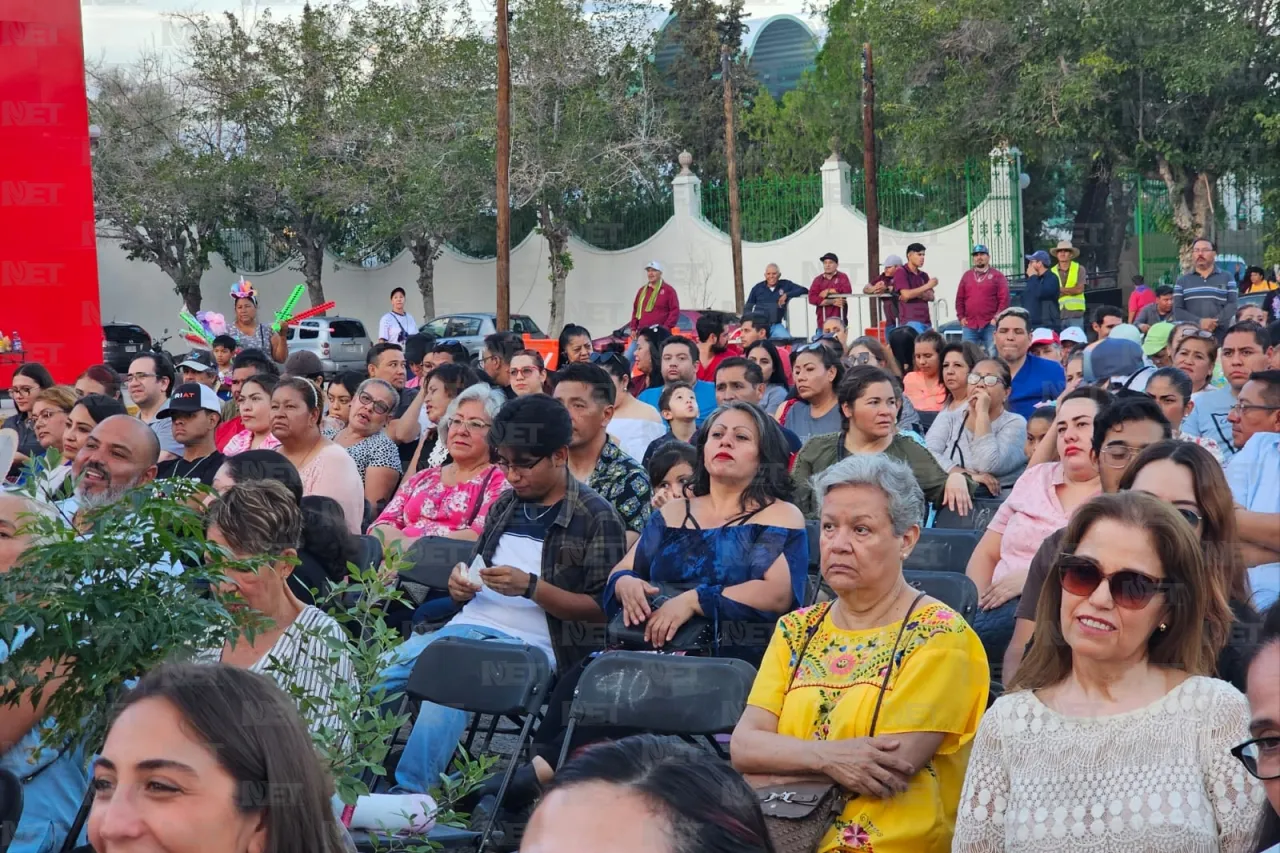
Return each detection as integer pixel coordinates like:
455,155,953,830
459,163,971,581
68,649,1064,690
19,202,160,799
202,480,356,737
732,454,988,853
369,382,509,548
333,377,403,509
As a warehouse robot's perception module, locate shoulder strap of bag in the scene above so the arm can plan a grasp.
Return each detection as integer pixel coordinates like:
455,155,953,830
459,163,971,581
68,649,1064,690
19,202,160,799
464,467,498,528
779,397,799,426
868,591,927,737
784,601,833,694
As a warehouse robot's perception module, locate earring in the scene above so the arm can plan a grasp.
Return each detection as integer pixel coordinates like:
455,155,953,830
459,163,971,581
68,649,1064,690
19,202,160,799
1158,623,1167,632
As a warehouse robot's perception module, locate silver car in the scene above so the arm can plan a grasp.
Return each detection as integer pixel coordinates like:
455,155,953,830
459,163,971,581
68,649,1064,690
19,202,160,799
421,312,545,357
283,316,371,375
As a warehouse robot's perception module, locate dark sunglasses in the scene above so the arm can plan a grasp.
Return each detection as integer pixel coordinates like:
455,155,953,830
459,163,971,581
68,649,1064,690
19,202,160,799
590,351,628,369
1057,553,1170,610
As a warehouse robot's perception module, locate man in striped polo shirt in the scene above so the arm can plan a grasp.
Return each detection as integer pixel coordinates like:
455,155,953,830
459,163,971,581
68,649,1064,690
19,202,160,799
1173,237,1238,341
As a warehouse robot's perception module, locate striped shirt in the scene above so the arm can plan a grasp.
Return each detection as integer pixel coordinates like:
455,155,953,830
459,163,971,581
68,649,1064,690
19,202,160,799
197,605,356,737
1173,270,1238,332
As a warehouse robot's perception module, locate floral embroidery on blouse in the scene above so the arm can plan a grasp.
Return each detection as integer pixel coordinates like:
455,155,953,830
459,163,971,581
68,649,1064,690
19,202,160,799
372,464,509,537
222,429,282,456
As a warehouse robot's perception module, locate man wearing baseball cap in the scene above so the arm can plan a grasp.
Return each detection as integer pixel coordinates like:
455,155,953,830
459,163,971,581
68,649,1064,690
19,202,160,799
1082,338,1151,391
862,254,904,327
1020,250,1060,330
630,261,680,337
891,243,937,331
1142,321,1176,367
177,350,219,390
1059,326,1087,364
808,252,852,327
1029,328,1061,362
154,383,224,485
955,245,1009,353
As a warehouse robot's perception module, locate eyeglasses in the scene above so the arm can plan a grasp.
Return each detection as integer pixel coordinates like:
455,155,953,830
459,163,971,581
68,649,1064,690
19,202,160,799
967,373,1003,387
495,455,547,473
34,409,66,423
510,367,542,379
1230,737,1280,781
1099,443,1142,469
1229,401,1280,415
1057,553,1170,609
127,372,157,383
449,418,491,434
356,391,392,416
9,384,38,397
847,351,872,365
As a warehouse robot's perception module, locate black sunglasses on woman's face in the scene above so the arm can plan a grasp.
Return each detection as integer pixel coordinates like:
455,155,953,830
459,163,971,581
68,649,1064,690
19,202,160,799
1057,553,1170,610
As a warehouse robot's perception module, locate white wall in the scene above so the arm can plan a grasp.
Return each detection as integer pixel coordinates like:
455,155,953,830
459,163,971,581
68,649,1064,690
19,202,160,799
97,152,1017,343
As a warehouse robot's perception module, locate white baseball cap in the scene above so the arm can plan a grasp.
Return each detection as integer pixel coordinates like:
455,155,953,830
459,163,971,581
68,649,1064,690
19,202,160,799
1060,327,1087,345
644,260,663,272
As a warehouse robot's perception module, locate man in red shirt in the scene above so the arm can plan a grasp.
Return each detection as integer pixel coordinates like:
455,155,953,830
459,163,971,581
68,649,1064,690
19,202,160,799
694,312,742,382
891,242,937,331
808,252,852,328
630,261,680,335
863,253,904,327
955,244,1010,353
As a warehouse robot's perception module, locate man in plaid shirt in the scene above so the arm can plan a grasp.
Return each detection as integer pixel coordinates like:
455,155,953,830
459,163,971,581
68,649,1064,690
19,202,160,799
378,393,629,792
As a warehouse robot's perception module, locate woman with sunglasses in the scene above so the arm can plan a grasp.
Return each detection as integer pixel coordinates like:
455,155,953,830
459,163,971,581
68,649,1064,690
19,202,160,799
595,349,666,463
369,383,509,549
333,378,403,509
510,349,550,396
1235,603,1280,852
743,339,791,413
1119,440,1260,690
954,491,1262,853
924,357,1028,494
777,344,843,444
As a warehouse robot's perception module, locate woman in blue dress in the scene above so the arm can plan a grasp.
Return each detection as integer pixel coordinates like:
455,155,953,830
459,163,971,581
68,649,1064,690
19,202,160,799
605,401,809,665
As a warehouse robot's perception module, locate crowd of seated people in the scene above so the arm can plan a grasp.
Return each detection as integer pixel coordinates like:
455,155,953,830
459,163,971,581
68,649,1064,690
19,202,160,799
3,284,1280,853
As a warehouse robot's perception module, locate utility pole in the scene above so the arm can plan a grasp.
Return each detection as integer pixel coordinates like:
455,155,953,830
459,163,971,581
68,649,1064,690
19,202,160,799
494,0,511,331
722,44,744,313
862,43,880,283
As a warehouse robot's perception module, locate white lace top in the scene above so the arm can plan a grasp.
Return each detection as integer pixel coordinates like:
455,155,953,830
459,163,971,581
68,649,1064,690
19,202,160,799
953,676,1265,853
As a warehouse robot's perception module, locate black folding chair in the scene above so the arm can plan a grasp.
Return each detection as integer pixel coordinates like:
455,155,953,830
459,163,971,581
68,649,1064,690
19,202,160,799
398,537,477,590
932,497,1005,531
904,528,981,573
0,768,21,853
555,652,756,769
804,520,822,606
404,636,552,851
355,535,384,572
904,570,979,622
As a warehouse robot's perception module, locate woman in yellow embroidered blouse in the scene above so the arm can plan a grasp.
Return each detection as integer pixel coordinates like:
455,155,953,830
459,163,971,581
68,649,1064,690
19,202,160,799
732,453,989,853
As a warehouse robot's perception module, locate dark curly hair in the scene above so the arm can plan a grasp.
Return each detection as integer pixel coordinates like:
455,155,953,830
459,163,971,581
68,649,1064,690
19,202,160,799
688,401,793,514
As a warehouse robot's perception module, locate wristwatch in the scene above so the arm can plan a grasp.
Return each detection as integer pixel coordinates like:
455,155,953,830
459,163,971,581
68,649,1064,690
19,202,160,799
522,574,539,600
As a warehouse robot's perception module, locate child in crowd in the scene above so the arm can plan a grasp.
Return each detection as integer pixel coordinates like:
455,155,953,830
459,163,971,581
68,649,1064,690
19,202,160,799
658,382,699,445
1024,405,1055,462
645,440,696,509
211,334,238,399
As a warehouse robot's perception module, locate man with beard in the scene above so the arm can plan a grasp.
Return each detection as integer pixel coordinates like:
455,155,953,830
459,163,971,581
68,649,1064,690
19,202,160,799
694,312,741,383
63,415,160,526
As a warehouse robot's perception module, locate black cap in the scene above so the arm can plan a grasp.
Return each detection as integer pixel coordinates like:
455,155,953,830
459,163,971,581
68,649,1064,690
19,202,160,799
819,252,838,263
158,383,222,418
176,350,217,373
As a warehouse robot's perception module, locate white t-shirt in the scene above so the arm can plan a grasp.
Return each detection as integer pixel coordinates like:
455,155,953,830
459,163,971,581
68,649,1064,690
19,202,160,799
379,311,419,344
452,522,555,668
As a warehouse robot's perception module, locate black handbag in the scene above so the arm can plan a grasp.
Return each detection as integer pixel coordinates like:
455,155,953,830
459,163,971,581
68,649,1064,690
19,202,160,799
606,582,714,652
755,592,926,853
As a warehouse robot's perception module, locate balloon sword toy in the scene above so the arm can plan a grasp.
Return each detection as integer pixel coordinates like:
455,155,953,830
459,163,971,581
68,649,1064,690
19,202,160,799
271,284,308,332
179,310,213,345
279,301,337,327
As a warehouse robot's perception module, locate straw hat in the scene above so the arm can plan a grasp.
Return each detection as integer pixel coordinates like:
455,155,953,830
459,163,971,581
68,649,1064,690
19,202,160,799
1051,240,1080,259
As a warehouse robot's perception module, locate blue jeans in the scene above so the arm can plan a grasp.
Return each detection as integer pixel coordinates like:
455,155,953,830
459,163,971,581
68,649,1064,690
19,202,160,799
970,597,1019,682
624,337,638,366
905,321,931,334
768,323,790,339
378,622,526,792
962,325,995,354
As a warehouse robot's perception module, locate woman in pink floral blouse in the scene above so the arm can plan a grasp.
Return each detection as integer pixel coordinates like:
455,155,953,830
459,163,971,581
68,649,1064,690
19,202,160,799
368,383,509,548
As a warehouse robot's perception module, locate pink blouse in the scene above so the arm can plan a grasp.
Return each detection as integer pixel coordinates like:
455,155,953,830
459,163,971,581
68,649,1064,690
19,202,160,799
372,464,509,538
222,429,281,456
987,462,1083,585
903,371,947,412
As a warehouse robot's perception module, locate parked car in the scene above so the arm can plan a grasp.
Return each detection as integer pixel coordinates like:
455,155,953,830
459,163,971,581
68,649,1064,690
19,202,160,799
102,323,153,373
591,309,741,352
421,313,547,358
283,316,371,375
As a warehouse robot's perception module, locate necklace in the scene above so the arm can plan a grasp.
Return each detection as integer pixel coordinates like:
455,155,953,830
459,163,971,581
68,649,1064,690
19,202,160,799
520,501,557,523
174,453,215,480
291,436,323,472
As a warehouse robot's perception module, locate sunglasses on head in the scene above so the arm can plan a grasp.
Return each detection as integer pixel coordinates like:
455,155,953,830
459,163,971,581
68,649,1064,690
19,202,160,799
1057,553,1170,609
590,351,627,369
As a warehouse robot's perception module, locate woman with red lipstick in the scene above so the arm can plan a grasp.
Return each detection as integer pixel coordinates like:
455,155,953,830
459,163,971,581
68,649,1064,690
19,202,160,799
791,366,975,518
965,385,1108,675
605,401,806,664
955,492,1261,853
